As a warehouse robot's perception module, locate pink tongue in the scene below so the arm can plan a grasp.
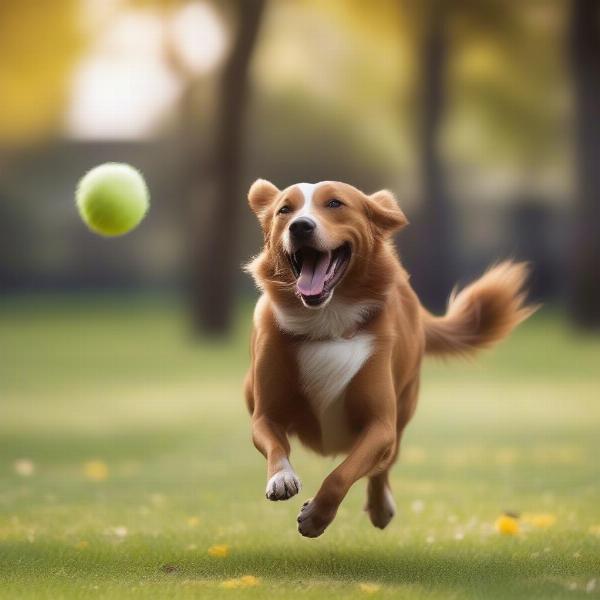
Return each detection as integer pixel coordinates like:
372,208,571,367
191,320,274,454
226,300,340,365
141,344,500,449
297,250,331,296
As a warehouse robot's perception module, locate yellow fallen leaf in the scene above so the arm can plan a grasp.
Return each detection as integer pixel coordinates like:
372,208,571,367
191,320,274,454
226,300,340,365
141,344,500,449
221,575,260,589
187,516,201,528
495,514,519,535
524,513,557,529
359,583,381,594
83,460,109,481
208,544,229,558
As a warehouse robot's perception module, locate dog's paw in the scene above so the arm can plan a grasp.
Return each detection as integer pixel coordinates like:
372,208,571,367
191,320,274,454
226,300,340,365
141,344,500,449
365,485,396,529
265,468,301,501
297,499,336,538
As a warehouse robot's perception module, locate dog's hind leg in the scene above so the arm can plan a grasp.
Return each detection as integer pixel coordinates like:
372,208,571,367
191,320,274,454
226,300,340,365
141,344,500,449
365,471,396,529
365,375,420,529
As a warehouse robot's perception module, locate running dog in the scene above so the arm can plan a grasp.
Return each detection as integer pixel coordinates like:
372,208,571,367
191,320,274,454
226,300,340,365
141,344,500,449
244,179,535,538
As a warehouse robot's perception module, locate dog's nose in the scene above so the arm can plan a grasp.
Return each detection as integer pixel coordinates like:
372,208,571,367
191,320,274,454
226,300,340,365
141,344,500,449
289,217,316,240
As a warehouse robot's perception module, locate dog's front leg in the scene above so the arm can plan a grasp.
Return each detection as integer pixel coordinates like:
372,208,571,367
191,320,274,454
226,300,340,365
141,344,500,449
250,323,302,502
252,414,301,501
297,351,397,538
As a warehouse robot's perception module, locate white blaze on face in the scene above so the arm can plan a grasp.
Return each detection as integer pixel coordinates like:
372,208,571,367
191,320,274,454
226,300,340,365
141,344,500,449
284,181,329,252
296,182,319,217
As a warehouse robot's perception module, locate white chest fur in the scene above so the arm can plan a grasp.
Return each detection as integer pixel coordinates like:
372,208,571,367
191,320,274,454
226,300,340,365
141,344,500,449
297,333,374,454
273,298,381,340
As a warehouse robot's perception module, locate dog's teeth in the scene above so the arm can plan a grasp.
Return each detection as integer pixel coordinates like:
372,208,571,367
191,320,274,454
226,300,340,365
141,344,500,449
326,259,334,273
327,258,338,275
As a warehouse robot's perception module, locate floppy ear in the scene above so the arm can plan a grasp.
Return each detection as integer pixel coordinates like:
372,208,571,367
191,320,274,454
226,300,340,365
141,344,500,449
248,179,280,220
366,190,408,236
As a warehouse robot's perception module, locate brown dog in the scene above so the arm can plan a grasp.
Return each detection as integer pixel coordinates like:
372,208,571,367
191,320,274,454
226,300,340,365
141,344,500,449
244,179,535,538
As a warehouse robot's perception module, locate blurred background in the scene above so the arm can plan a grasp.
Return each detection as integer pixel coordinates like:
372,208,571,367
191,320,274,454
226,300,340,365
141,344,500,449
1,0,598,332
1,3,600,597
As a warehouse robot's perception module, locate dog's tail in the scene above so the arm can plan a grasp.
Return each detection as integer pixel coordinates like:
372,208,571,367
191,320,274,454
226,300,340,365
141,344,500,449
422,261,537,358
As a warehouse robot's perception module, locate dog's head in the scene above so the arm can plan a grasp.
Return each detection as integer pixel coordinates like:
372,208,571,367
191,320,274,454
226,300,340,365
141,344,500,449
247,179,407,309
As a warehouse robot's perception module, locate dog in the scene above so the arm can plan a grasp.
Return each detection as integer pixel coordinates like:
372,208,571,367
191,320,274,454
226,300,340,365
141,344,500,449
244,179,535,538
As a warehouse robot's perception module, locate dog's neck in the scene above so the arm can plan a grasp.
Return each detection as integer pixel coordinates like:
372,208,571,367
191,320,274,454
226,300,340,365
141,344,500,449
272,296,381,341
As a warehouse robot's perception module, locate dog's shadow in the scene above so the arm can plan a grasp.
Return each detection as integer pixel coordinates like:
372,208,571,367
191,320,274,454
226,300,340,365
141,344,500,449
207,546,493,584
193,545,595,596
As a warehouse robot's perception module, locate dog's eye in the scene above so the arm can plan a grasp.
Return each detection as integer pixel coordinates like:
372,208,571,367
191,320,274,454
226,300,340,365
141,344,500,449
326,199,343,208
277,205,292,215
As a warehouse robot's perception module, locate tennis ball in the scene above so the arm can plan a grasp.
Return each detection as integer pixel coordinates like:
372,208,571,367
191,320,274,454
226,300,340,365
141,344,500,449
76,163,149,236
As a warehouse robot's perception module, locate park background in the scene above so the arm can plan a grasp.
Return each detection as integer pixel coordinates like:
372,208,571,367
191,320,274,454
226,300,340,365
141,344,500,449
1,1,599,598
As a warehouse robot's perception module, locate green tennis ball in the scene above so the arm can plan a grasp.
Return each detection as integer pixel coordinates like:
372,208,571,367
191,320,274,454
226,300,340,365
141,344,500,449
76,163,149,236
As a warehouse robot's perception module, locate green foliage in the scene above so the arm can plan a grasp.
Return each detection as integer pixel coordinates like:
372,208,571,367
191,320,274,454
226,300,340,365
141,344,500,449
447,0,569,167
308,0,569,169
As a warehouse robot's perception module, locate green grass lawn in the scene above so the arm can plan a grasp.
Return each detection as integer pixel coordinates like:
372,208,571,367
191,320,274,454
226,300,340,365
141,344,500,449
1,295,599,599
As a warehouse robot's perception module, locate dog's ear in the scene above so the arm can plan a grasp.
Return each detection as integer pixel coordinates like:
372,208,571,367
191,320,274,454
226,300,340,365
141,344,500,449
366,190,408,236
248,179,280,222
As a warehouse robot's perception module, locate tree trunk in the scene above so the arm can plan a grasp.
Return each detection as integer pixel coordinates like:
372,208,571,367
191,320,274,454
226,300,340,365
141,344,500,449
568,0,600,328
192,0,266,335
413,6,455,313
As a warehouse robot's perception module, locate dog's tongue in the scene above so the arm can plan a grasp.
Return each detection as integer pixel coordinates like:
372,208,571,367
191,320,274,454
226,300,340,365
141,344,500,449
297,250,331,296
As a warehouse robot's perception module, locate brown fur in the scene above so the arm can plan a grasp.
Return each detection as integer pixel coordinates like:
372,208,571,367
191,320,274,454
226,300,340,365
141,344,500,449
244,179,535,538
423,261,537,357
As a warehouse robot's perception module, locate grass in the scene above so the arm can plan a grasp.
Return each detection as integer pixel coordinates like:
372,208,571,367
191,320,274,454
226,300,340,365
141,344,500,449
1,294,599,599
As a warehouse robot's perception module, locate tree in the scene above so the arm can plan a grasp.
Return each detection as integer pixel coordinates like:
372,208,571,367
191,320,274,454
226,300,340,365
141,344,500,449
192,0,267,335
568,0,600,327
412,2,455,312
400,0,566,311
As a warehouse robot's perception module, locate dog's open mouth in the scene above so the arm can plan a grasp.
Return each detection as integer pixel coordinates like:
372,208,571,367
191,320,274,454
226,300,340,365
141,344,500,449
288,243,351,307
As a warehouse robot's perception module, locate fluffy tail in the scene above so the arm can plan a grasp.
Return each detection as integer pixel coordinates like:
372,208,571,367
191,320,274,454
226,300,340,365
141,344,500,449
423,261,537,357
